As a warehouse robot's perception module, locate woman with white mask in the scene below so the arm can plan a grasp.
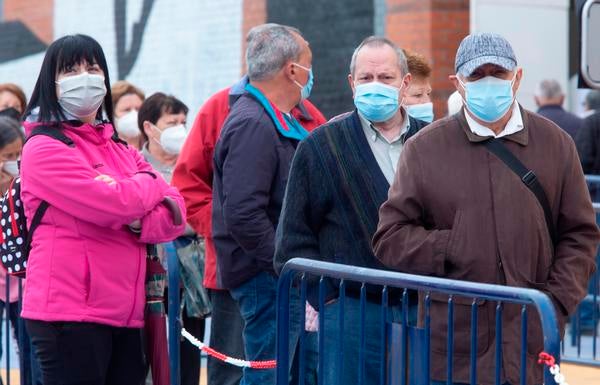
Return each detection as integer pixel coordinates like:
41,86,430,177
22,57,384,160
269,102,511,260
19,34,186,385
112,80,145,150
138,93,189,181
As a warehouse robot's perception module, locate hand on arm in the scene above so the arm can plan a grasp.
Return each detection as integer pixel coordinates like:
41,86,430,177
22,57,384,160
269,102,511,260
21,137,169,229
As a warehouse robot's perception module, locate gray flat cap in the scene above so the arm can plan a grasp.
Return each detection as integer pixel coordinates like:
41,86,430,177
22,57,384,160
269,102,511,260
455,32,517,77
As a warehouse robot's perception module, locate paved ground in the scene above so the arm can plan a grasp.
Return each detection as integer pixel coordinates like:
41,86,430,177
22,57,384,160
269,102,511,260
1,361,598,384
1,318,599,384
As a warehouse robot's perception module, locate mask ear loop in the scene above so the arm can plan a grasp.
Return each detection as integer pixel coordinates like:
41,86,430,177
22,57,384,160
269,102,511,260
455,75,469,106
506,72,518,109
291,63,311,91
397,74,411,107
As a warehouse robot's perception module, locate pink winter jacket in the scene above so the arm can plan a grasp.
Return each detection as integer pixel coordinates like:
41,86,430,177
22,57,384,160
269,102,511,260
19,121,186,328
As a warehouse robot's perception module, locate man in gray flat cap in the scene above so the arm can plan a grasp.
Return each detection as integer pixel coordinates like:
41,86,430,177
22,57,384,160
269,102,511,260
373,32,599,384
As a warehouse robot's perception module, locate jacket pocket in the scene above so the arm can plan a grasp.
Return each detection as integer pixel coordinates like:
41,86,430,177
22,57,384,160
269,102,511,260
429,293,490,357
522,280,566,355
446,210,463,267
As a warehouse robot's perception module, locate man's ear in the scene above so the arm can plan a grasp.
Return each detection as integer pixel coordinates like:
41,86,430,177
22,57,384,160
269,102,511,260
512,67,524,94
348,74,356,97
284,61,296,80
403,73,412,90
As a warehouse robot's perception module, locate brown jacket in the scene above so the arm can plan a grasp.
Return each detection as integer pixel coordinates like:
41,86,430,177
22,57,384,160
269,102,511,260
373,106,599,385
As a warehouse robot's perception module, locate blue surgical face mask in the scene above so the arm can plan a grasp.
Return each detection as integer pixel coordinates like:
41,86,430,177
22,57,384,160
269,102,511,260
353,82,401,122
292,63,313,100
406,102,434,123
458,75,516,123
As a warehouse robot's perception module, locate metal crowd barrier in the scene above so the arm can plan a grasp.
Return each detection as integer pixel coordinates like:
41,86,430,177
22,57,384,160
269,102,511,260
561,176,600,366
166,241,182,385
277,258,562,385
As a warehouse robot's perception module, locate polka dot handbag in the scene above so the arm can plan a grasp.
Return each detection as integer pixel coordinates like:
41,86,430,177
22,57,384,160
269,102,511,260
0,177,49,276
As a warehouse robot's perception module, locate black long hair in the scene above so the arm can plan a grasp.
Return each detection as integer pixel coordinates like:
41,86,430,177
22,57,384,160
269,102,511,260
24,34,114,125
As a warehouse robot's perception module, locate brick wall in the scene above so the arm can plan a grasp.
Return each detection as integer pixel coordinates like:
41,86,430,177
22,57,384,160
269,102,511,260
0,0,243,113
242,0,267,74
266,0,374,118
3,0,53,44
0,0,468,118
386,0,469,117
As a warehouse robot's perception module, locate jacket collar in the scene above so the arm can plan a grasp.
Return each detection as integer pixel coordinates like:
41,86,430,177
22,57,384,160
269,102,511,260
228,75,249,107
455,103,530,146
62,121,116,145
537,104,564,113
293,101,314,122
228,75,314,122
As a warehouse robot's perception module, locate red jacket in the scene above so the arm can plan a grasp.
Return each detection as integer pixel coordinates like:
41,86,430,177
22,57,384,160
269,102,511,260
172,85,326,289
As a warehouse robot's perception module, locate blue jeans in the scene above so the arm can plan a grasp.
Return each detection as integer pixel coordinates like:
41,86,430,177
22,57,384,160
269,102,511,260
290,331,318,385
322,296,403,385
230,271,279,385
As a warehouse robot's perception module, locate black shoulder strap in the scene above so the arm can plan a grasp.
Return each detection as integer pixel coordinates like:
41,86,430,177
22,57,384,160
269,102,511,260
22,125,72,251
110,131,129,147
482,138,557,246
26,126,75,147
24,201,49,254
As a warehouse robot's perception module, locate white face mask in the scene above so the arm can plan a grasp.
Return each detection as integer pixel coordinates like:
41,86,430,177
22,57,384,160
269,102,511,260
153,124,188,155
56,72,106,120
2,160,19,177
115,109,140,138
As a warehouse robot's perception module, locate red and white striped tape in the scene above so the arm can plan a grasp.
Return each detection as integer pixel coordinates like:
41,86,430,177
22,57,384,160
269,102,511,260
538,352,568,385
181,328,277,369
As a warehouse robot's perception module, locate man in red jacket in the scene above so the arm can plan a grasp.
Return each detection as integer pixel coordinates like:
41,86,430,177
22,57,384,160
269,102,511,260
172,75,325,385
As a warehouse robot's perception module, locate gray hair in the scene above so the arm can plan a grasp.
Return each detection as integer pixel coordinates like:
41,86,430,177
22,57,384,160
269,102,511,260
586,90,600,110
535,79,563,99
246,23,303,82
349,36,409,77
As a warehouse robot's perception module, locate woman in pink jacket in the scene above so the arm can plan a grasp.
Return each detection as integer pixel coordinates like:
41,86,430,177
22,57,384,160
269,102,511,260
19,34,186,385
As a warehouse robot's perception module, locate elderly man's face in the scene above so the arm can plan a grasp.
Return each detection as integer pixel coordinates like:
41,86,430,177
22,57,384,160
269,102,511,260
450,63,523,101
348,44,410,96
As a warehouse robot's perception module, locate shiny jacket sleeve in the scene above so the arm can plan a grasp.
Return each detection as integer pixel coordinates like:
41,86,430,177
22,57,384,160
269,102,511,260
219,115,278,270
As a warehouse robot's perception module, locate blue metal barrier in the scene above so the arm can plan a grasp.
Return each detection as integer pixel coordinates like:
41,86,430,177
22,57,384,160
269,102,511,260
165,241,181,385
277,258,562,385
585,175,600,203
560,176,600,366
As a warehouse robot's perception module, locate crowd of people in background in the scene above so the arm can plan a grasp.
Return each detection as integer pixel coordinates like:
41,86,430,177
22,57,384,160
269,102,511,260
0,21,598,385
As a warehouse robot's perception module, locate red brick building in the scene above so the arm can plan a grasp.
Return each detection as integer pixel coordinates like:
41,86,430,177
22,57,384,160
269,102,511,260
0,0,468,117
